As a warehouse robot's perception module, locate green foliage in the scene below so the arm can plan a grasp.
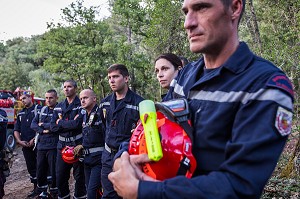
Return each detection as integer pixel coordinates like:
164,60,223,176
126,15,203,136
38,0,114,99
0,37,40,92
240,0,299,104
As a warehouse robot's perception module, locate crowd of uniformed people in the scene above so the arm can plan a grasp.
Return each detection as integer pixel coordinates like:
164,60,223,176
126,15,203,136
10,63,144,199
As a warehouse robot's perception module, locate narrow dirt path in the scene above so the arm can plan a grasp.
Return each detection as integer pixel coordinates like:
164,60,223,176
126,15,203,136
4,146,33,199
3,146,75,199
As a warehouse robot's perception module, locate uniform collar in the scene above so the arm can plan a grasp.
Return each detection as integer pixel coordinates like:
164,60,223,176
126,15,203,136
221,42,254,74
112,88,134,103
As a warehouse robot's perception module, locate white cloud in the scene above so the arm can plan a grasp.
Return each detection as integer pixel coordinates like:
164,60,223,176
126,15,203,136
0,0,110,42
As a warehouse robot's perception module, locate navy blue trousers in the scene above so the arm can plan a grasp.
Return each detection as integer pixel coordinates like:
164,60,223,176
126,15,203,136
84,153,102,199
101,149,121,199
56,149,86,198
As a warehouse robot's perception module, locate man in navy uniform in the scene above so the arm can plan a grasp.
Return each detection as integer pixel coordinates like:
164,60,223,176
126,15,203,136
73,89,105,199
14,92,42,197
0,108,8,198
31,89,59,198
100,64,144,198
50,80,86,199
108,0,294,199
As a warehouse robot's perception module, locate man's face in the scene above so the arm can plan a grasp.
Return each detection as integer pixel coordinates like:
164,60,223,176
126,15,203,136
45,92,58,108
80,90,96,110
20,95,32,107
182,0,234,54
108,70,128,93
63,82,77,98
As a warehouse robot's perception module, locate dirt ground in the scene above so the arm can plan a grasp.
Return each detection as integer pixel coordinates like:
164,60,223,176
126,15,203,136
3,146,75,199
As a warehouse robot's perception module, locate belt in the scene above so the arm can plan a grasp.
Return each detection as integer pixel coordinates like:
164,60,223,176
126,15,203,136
59,134,83,142
105,143,118,153
83,146,104,155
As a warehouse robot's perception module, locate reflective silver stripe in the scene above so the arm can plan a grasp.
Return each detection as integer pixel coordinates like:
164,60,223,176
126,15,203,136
170,79,177,87
54,107,62,111
174,83,185,96
83,146,104,154
189,88,293,109
100,101,110,108
59,134,83,142
126,104,138,111
105,143,111,153
37,185,48,189
72,106,81,111
58,193,70,199
74,195,87,199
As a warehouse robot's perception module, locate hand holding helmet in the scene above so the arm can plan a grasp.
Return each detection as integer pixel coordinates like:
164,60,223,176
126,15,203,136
129,99,197,181
73,144,84,158
61,146,79,164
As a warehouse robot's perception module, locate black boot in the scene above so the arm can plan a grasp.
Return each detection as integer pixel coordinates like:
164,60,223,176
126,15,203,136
27,183,39,198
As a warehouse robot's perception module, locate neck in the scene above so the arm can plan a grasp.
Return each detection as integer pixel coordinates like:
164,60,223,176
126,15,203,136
67,95,76,104
26,103,33,108
115,86,128,100
203,39,239,69
86,104,96,115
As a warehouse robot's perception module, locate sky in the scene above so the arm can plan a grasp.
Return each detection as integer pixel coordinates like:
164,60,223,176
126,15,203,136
0,0,110,42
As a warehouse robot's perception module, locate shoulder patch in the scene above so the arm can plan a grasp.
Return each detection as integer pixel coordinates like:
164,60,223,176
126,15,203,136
81,109,86,114
275,106,293,136
266,75,294,97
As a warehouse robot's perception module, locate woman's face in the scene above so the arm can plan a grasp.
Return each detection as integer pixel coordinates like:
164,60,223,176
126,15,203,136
155,58,179,89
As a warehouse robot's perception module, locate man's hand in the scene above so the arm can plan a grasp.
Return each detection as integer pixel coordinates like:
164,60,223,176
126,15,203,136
38,122,43,126
28,138,35,147
109,152,158,199
73,145,84,158
43,130,50,134
17,140,29,147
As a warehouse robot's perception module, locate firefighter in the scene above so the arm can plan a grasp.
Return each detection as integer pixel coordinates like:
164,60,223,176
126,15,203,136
108,0,294,198
0,108,8,198
50,80,86,199
100,64,144,198
14,93,42,197
73,89,105,199
30,89,59,198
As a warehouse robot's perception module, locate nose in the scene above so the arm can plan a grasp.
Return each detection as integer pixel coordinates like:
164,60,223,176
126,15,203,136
184,11,197,31
157,70,163,78
109,78,115,83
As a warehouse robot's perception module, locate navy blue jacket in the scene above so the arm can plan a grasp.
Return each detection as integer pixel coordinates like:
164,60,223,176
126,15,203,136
100,89,144,149
31,106,58,150
14,105,42,142
138,42,294,199
81,104,105,149
50,96,83,149
0,109,8,149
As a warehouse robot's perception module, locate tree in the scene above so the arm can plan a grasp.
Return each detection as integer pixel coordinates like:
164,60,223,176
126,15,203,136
38,0,114,98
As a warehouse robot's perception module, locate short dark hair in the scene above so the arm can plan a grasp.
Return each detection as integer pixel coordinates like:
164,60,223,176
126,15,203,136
107,64,129,77
46,89,57,96
64,80,77,88
155,53,183,70
179,56,189,66
220,0,245,23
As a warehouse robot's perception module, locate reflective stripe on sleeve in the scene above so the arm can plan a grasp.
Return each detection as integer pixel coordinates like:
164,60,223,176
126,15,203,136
189,88,293,110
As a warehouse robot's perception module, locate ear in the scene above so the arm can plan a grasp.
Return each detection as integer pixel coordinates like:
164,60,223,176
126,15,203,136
124,76,129,83
231,0,243,21
178,66,182,70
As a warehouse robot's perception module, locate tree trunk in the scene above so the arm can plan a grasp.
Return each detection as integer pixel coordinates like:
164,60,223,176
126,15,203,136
246,0,262,53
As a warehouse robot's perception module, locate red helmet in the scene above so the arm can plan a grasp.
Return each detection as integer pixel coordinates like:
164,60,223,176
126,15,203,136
61,146,78,164
129,99,197,181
